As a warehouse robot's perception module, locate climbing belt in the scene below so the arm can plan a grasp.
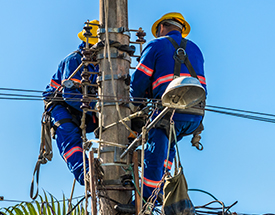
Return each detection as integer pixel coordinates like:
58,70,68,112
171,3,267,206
30,110,53,200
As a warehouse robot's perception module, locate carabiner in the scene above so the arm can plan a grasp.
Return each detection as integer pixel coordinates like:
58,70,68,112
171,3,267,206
176,47,186,57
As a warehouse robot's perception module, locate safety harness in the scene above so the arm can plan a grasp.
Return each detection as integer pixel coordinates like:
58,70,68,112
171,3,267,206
30,101,54,200
30,50,84,200
155,36,205,150
165,36,205,115
30,98,92,199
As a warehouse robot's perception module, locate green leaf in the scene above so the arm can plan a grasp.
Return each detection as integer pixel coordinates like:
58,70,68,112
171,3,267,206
38,195,44,214
49,194,56,213
62,194,66,215
13,207,24,215
2,207,14,215
0,192,85,215
25,202,38,215
34,200,40,214
19,203,29,215
55,198,61,215
43,190,51,215
0,210,7,215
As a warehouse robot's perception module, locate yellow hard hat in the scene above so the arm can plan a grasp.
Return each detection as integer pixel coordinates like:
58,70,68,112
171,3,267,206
151,12,190,38
78,20,99,45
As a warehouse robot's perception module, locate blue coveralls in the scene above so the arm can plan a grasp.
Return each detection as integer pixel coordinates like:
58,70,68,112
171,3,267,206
43,42,98,185
130,31,207,199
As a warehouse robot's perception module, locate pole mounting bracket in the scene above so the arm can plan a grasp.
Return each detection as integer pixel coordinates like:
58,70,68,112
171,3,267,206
98,27,131,37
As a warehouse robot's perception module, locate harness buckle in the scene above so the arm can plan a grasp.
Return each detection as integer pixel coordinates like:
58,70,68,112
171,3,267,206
176,47,186,56
174,47,186,64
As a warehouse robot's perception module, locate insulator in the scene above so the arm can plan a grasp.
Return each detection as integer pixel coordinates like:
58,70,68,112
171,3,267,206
136,27,146,43
81,95,91,106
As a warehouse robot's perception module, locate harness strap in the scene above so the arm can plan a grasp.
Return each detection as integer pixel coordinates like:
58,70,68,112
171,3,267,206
31,102,74,200
51,118,74,139
164,36,198,80
165,36,205,116
30,158,42,200
154,36,205,150
30,112,53,200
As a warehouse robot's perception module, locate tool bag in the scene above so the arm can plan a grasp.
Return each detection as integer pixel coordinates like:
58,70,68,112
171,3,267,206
162,122,195,215
163,167,195,215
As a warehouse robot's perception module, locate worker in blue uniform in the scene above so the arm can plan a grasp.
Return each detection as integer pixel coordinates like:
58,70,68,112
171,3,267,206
43,20,99,186
130,12,207,201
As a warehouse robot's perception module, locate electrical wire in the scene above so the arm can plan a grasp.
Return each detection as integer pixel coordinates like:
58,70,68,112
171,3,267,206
204,107,275,123
1,87,275,124
0,195,86,204
207,104,275,117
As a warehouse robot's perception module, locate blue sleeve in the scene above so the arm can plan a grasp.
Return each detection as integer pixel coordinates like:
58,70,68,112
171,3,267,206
187,40,207,97
62,55,96,115
62,56,84,112
130,41,158,102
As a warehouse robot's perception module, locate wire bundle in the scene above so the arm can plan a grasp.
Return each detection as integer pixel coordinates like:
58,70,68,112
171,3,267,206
1,87,275,124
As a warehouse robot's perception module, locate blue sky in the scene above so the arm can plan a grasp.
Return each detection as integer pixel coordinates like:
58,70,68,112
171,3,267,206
1,0,275,214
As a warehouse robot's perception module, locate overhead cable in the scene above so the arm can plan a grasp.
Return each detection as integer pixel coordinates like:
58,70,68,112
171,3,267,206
1,87,275,124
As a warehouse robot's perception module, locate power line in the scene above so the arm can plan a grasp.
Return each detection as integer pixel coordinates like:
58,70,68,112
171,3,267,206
1,87,275,124
207,104,275,118
205,108,275,124
0,87,44,93
0,195,86,204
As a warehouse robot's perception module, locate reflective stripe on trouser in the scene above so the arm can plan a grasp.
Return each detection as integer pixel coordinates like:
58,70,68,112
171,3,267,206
50,105,96,185
143,119,201,199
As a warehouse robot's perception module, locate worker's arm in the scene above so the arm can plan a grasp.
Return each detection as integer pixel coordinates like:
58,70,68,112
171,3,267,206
62,54,96,115
130,40,158,105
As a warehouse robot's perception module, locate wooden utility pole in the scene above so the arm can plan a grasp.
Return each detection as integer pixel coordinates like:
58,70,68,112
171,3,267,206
98,0,132,214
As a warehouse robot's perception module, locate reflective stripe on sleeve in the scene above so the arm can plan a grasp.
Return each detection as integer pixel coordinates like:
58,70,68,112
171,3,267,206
136,62,154,77
164,159,173,170
61,78,81,84
143,176,161,188
50,79,61,89
180,73,206,85
63,146,83,162
70,78,81,83
152,74,173,90
152,73,206,90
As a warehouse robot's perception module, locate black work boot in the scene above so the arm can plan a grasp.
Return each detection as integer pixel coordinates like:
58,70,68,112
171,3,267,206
114,204,136,214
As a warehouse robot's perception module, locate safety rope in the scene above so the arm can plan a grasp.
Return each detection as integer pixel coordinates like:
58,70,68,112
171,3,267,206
164,110,176,173
66,179,76,214
138,110,177,214
139,172,170,215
